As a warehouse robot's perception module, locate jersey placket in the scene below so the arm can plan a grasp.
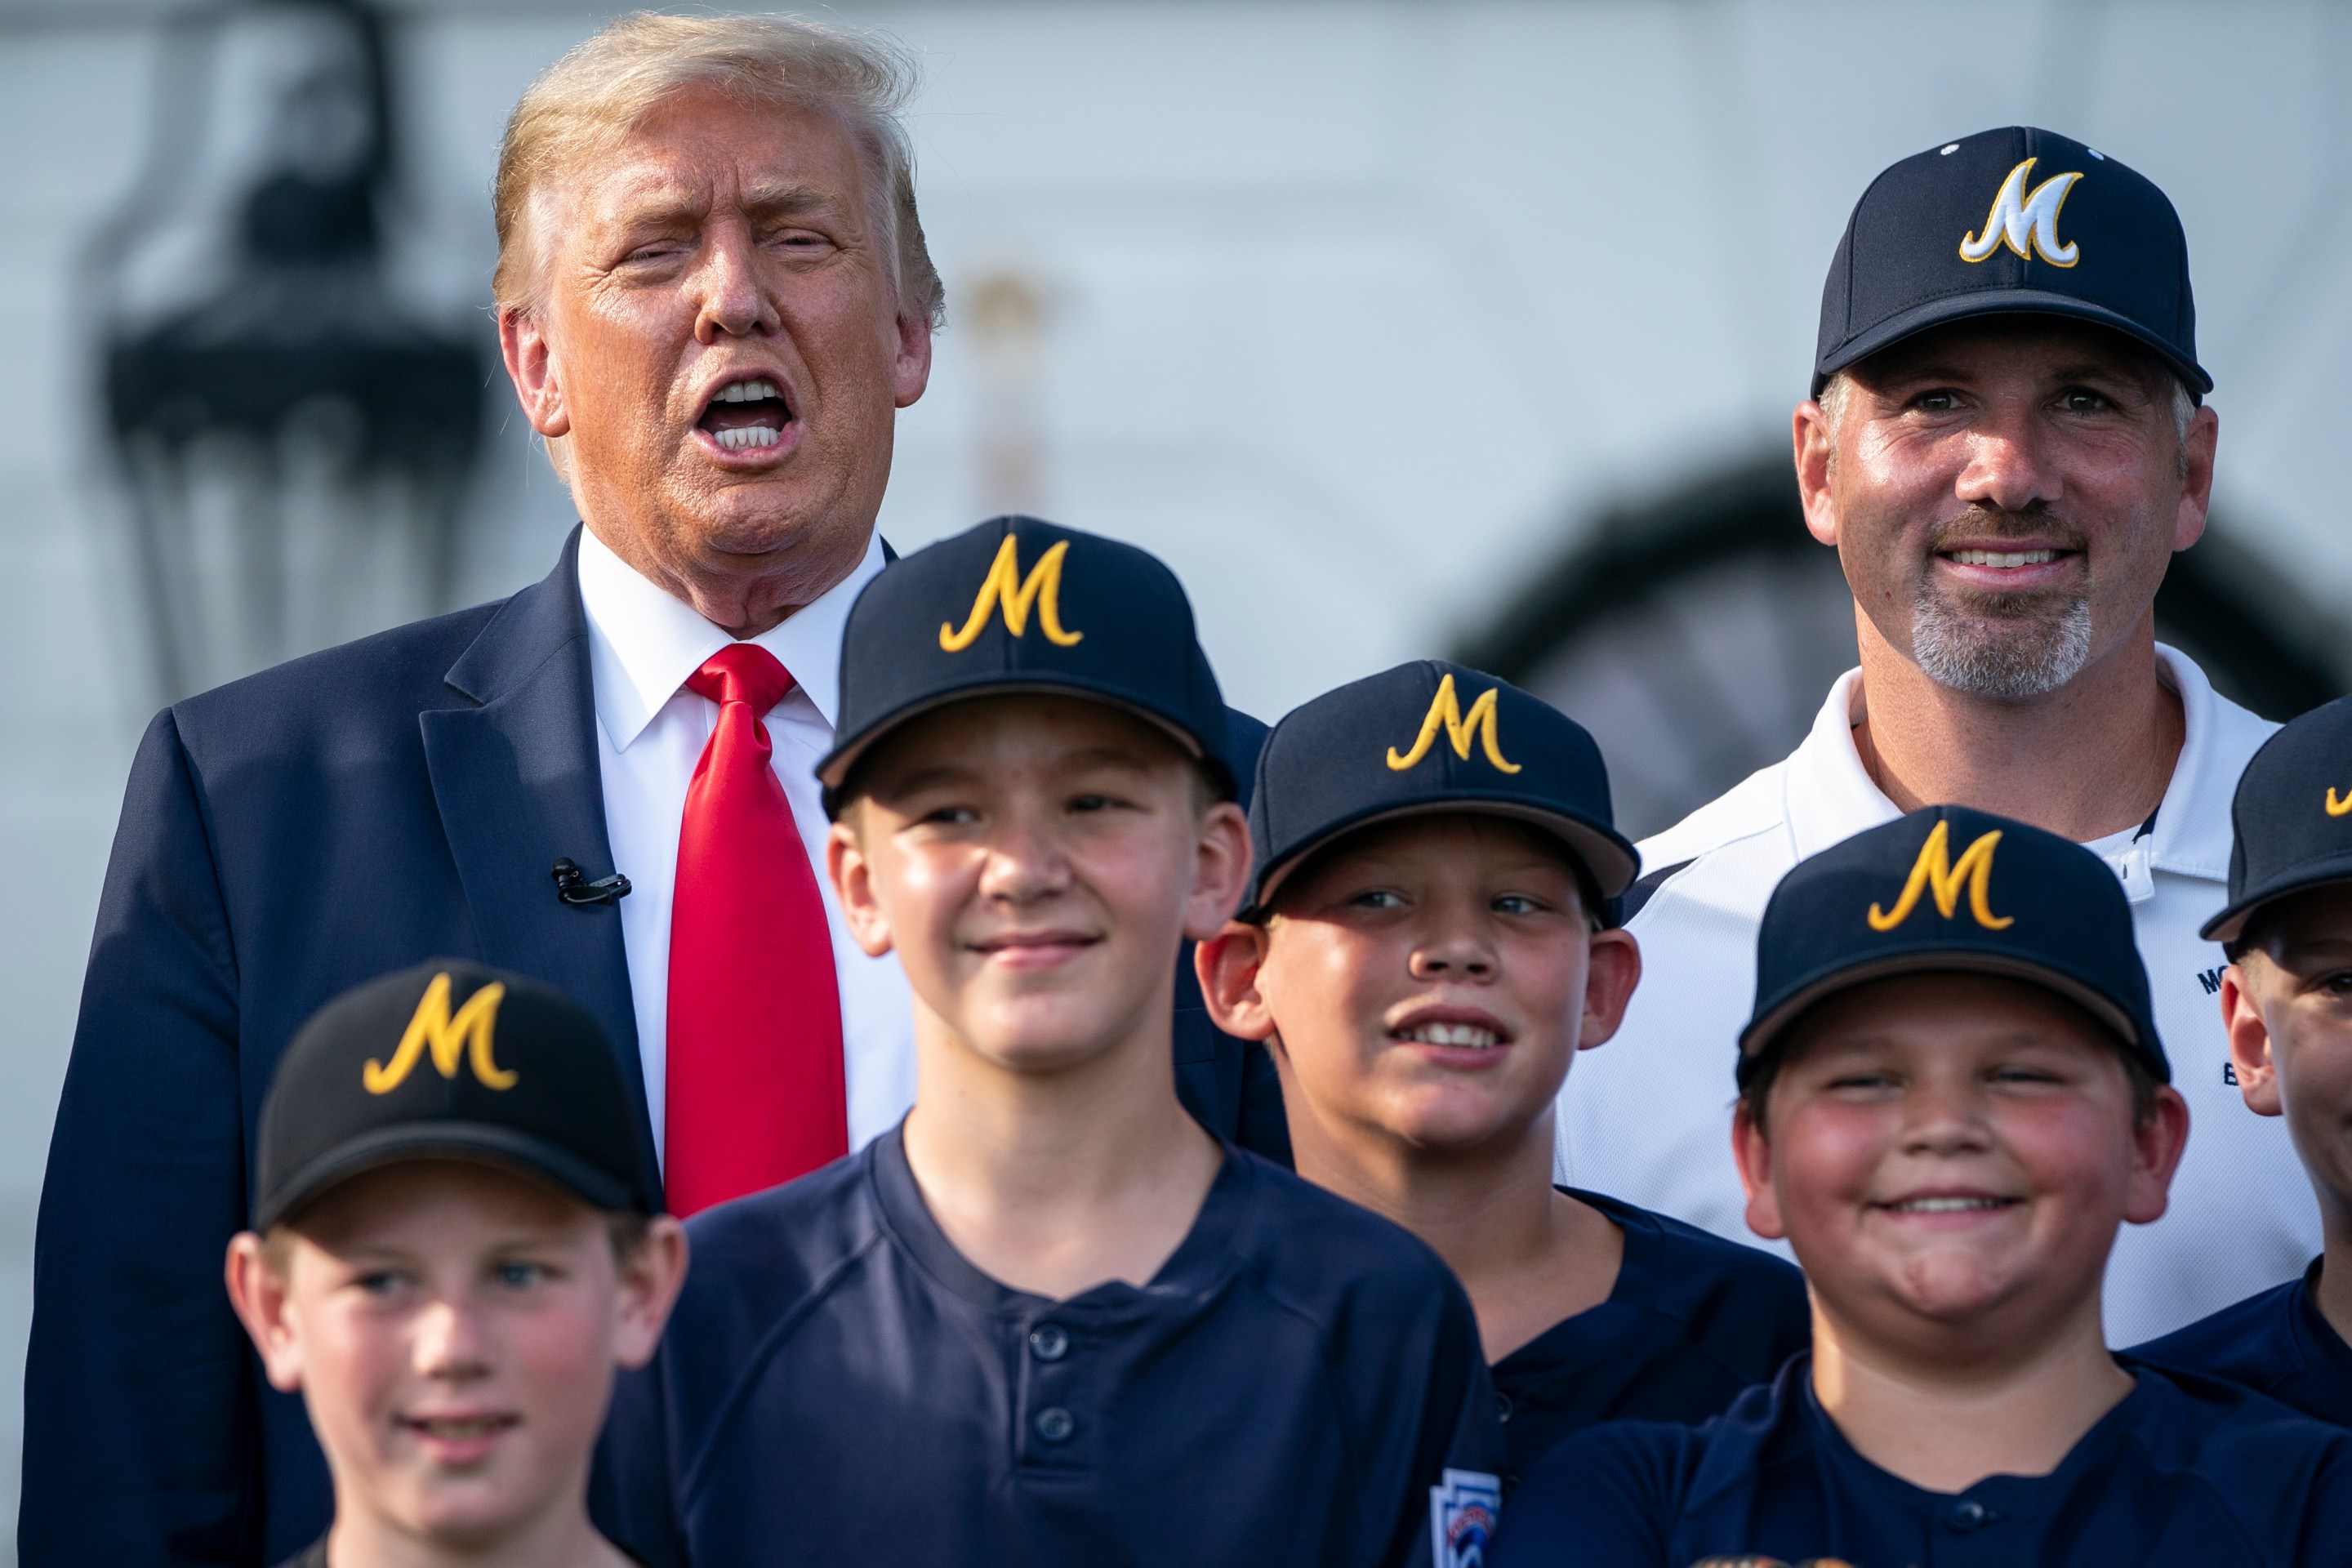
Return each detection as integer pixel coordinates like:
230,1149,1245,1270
1012,1306,1099,1472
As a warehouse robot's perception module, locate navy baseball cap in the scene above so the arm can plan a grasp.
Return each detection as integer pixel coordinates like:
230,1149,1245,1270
2203,695,2352,945
1741,805,2165,1088
1815,125,2209,399
255,960,658,1230
1243,661,1638,919
819,516,1233,812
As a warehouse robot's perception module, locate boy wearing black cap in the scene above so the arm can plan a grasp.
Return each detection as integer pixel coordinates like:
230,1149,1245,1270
1494,807,2352,1567
597,518,1503,1568
224,961,687,1568
2131,694,2352,1423
1198,662,1810,1485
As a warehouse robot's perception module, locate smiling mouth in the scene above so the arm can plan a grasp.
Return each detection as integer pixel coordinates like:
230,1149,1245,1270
697,376,793,452
1393,1022,1505,1050
1878,1196,2019,1214
403,1414,518,1441
1943,548,2061,568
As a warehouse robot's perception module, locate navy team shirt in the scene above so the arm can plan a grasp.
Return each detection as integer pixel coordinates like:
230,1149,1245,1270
595,1125,1505,1568
2131,1258,2352,1427
1488,1354,2352,1567
1492,1189,1810,1486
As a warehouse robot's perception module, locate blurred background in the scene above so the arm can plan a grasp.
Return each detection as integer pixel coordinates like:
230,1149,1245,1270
2,0,2349,1545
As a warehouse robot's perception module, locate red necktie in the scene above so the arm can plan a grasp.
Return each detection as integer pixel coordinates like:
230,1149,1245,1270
663,642,847,1216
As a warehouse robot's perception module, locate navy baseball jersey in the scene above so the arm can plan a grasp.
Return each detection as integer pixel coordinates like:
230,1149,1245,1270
1493,1190,1810,1486
2131,1260,2351,1428
595,1125,1505,1568
1488,1355,2352,1567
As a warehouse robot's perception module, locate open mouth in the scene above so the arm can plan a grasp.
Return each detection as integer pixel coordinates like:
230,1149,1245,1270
697,376,794,452
1393,1022,1505,1050
1876,1195,2020,1214
1943,548,2060,568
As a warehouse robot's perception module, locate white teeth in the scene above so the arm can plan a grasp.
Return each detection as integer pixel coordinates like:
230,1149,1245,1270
1401,1022,1501,1049
1949,549,2057,568
715,379,780,403
715,425,782,451
1887,1196,2008,1213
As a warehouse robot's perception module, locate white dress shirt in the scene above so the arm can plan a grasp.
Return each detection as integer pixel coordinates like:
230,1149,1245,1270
575,526,915,1170
1556,646,2321,1346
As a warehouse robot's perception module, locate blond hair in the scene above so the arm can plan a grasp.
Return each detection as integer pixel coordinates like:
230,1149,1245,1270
492,11,943,327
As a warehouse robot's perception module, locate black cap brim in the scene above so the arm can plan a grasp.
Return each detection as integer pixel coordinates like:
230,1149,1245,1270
1249,796,1640,919
254,1122,644,1232
817,676,1223,816
1814,287,2212,399
2201,857,2352,945
1738,949,2158,1089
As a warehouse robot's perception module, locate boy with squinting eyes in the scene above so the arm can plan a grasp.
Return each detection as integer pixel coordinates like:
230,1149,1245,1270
1200,662,1811,1487
2134,693,2352,1423
1491,806,2352,1568
224,961,687,1568
596,519,1503,1568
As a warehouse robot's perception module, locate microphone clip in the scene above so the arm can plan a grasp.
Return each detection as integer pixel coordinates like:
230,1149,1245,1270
552,858,632,908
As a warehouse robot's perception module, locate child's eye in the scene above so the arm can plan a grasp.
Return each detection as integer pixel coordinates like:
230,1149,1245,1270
1348,889,1406,911
920,804,979,826
354,1270,408,1298
1068,793,1114,813
2317,971,2352,997
1491,893,1547,915
493,1261,550,1290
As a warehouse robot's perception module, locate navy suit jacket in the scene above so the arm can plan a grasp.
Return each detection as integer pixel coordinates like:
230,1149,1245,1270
21,530,1284,1567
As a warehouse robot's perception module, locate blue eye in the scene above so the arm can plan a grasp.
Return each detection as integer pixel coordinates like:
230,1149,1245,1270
1493,894,1543,915
354,1270,407,1298
1350,889,1405,910
494,1262,548,1290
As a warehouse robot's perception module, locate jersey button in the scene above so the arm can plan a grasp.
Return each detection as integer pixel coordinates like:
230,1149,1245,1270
1493,1392,1514,1423
1947,1499,1989,1531
1034,1406,1076,1444
1028,1323,1071,1362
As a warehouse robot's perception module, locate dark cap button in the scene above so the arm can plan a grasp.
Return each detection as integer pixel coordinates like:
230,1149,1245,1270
1493,1391,1514,1423
1033,1406,1076,1444
1028,1322,1070,1361
1948,1499,1989,1531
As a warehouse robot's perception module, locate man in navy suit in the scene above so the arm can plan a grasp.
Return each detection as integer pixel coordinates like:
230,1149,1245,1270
22,16,1276,1566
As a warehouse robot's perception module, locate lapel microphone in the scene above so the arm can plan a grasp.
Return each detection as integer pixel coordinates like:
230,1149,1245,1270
551,858,631,907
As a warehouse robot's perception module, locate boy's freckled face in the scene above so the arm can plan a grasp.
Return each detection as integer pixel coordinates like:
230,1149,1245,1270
1745,974,2171,1334
2238,885,2352,1215
1258,816,1597,1148
271,1164,636,1545
836,695,1241,1071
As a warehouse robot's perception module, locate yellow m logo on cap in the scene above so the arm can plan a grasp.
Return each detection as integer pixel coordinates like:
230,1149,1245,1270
1960,158,2083,269
939,535,1084,652
1866,820,2015,933
363,973,519,1094
2326,787,2352,817
1387,674,1521,774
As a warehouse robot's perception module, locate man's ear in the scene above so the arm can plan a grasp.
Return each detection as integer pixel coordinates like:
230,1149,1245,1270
892,311,933,409
828,818,895,958
1576,926,1642,1052
223,1232,307,1394
1731,1105,1788,1243
1182,801,1254,941
1197,922,1277,1042
613,1217,690,1370
2123,1084,2194,1227
2219,961,2283,1116
2172,402,2219,552
498,304,571,441
1793,399,1840,548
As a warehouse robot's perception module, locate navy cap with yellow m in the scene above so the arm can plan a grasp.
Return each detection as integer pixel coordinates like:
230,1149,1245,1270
1242,660,1639,920
818,516,1234,814
1740,805,2165,1089
253,960,657,1230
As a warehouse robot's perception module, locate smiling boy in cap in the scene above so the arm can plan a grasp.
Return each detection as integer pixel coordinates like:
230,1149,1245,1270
1200,662,1810,1487
224,960,687,1568
596,518,1503,1568
2131,694,2352,1423
1494,807,2352,1567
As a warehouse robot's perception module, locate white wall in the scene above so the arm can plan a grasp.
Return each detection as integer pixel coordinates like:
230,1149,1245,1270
1,0,2348,1550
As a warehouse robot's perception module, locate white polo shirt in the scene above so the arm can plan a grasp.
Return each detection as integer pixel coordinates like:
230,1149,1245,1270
1556,646,2320,1347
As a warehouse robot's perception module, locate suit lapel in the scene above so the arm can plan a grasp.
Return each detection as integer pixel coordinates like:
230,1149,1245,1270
421,527,657,1173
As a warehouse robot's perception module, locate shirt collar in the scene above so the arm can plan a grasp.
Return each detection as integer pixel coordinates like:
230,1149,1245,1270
576,523,884,750
1781,645,2232,882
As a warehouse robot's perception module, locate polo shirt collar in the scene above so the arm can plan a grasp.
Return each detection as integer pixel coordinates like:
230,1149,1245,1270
575,523,884,750
1780,645,2234,884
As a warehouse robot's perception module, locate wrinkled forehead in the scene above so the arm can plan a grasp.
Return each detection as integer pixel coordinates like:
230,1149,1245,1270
1848,314,2176,395
539,85,871,238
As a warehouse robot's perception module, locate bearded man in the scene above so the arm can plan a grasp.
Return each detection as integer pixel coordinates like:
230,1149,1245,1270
1557,127,2313,1348
23,17,1272,1566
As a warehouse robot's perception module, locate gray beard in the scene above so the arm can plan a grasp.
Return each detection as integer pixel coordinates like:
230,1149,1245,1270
1909,588,2092,699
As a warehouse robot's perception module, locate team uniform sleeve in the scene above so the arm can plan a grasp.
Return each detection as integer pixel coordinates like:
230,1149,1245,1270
1488,1423,1693,1568
1386,1276,1508,1568
20,711,261,1566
